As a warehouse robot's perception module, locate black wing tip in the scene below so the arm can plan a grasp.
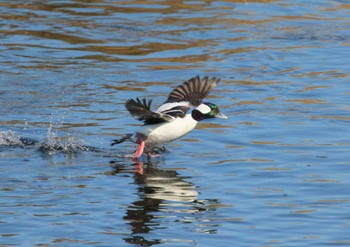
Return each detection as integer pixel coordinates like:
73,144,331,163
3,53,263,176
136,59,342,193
124,97,166,124
124,97,153,121
188,75,220,83
125,97,142,104
124,97,138,107
165,75,221,105
125,97,152,109
185,76,221,92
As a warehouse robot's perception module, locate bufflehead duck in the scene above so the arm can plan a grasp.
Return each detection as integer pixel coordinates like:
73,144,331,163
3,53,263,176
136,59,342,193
111,76,227,158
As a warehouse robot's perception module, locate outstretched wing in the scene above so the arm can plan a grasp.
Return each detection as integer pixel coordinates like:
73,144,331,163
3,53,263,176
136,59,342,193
156,101,191,118
125,98,174,125
164,76,220,107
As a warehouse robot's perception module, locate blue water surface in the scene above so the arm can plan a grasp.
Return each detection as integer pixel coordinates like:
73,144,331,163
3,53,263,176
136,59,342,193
1,0,350,246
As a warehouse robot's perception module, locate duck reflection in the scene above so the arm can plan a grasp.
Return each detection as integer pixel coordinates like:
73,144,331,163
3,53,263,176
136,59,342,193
110,159,220,246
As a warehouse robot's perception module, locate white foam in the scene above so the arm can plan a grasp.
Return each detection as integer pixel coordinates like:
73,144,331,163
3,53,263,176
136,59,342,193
0,130,22,146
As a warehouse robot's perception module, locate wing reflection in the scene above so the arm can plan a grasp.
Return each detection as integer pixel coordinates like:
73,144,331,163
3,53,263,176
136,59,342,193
110,160,220,246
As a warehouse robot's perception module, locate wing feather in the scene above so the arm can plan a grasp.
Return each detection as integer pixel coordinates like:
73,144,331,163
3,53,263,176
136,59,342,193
165,76,220,106
125,98,174,125
125,76,221,124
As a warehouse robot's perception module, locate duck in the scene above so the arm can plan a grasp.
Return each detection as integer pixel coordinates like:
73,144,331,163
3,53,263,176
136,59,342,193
111,75,227,158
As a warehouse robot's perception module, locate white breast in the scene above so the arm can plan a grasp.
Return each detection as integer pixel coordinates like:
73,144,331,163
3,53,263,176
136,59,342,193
138,114,197,145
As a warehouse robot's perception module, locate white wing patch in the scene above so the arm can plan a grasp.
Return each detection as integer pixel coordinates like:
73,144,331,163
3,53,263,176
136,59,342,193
156,101,191,113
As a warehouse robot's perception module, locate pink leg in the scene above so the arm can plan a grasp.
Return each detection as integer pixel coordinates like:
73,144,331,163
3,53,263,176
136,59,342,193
132,139,145,159
135,161,144,175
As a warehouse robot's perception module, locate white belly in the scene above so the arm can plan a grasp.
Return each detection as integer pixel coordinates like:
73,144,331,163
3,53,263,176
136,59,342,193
138,114,197,145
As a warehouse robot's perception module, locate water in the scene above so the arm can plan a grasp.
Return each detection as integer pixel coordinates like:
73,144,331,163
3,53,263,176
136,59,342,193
1,0,350,246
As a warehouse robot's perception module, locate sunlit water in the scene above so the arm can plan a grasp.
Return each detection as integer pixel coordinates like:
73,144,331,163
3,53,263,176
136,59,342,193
1,1,350,246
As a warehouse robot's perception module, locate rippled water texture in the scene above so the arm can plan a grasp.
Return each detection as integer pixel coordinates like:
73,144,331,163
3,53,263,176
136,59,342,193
1,1,350,246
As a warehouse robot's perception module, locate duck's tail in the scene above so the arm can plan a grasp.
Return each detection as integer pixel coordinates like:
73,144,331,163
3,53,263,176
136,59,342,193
111,133,133,146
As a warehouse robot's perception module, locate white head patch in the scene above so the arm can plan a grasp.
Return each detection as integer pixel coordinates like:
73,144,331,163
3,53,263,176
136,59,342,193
196,103,211,114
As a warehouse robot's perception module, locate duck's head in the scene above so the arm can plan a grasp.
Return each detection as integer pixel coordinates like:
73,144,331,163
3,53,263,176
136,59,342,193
191,102,228,121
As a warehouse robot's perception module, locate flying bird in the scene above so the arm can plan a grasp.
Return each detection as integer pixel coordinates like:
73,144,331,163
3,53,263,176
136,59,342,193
111,76,227,158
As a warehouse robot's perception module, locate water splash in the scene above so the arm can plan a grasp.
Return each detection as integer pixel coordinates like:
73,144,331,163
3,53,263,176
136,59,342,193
0,130,38,147
38,123,89,154
0,130,23,146
0,125,92,154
